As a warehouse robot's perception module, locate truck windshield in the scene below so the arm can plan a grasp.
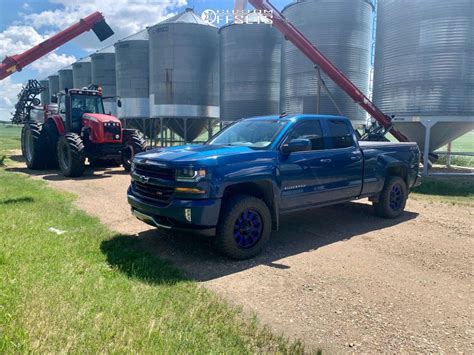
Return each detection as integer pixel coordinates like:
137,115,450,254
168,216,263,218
208,120,288,149
71,94,105,115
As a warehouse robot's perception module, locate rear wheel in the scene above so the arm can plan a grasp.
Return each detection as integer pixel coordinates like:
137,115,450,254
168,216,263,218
215,195,271,259
57,133,85,177
121,130,146,171
373,176,408,218
22,121,47,169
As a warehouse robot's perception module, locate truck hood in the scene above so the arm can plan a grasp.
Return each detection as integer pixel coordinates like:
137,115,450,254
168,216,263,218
82,113,120,123
135,144,275,167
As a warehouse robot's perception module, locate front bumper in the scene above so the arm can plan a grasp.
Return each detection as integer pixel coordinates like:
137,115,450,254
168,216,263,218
127,186,221,232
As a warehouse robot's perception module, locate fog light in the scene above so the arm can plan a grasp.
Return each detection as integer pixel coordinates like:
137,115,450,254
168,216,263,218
184,208,192,222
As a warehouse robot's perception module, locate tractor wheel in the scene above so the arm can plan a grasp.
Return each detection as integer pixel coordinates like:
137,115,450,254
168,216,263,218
121,130,146,171
57,133,85,177
22,121,48,169
43,120,59,168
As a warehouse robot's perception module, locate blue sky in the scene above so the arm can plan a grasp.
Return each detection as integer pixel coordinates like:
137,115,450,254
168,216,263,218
0,0,288,120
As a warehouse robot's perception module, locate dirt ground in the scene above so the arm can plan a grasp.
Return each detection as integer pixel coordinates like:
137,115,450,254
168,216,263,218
8,159,473,353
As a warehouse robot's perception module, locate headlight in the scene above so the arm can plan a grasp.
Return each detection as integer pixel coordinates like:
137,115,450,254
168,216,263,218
130,161,136,173
176,168,206,181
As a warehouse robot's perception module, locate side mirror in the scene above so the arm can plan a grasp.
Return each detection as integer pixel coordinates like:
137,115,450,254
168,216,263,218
51,95,58,103
117,99,122,108
281,138,312,154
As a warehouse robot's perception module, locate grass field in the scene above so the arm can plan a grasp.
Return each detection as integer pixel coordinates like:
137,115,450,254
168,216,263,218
412,176,474,206
0,123,22,152
0,166,302,352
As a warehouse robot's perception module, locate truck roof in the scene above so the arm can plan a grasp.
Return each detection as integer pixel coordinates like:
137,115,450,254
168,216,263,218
245,114,348,122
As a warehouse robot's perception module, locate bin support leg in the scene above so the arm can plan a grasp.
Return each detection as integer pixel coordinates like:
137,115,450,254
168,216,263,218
422,121,435,176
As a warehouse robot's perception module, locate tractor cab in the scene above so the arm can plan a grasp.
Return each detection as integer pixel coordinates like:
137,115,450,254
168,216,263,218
57,88,122,144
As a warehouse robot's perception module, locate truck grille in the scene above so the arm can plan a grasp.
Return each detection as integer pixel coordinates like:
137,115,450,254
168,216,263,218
135,163,175,181
132,181,174,203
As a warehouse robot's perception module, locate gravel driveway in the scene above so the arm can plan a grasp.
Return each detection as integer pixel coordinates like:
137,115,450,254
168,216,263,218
10,162,473,353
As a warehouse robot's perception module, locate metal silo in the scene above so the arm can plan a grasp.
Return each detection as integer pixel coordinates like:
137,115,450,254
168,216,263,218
39,79,50,104
72,56,92,88
280,0,373,126
373,0,473,152
58,65,73,91
219,19,282,121
148,8,219,141
115,30,149,121
48,74,59,97
91,45,117,115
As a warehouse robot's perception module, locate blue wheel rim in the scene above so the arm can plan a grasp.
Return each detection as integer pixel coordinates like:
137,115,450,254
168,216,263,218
233,209,263,249
389,184,403,211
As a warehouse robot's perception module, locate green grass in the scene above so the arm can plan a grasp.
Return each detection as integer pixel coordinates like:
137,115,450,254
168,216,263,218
0,123,22,152
0,169,304,353
0,123,22,165
412,176,474,206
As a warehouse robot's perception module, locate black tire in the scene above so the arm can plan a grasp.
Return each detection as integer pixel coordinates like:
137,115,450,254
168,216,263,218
22,121,48,169
215,195,272,260
57,133,85,177
43,120,59,168
373,176,408,219
121,130,146,171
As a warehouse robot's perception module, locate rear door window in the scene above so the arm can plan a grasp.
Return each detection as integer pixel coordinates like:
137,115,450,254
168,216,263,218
326,120,355,149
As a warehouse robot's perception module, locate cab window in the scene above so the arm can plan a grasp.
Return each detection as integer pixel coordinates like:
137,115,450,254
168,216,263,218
285,120,324,151
326,120,355,149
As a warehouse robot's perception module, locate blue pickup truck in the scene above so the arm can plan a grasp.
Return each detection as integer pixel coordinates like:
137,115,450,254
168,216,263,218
127,115,420,259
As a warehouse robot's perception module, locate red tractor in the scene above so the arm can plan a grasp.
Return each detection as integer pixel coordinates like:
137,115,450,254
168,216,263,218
21,87,146,177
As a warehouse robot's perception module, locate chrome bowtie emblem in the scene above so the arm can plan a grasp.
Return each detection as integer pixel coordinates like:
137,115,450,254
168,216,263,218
138,174,149,183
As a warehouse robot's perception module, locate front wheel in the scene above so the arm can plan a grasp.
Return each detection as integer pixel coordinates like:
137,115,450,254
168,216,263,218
121,130,146,171
373,176,408,218
215,195,272,260
57,133,85,177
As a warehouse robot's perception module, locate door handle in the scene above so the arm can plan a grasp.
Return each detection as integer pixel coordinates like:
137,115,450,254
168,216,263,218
320,158,332,163
351,156,361,161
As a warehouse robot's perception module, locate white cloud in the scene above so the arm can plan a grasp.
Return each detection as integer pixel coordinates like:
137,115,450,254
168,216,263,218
0,77,24,122
0,25,46,58
31,52,76,76
24,0,188,51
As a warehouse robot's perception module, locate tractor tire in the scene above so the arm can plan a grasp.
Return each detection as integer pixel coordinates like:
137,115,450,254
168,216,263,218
373,176,408,219
121,130,146,171
22,121,48,169
57,133,85,177
215,195,272,260
43,120,59,168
